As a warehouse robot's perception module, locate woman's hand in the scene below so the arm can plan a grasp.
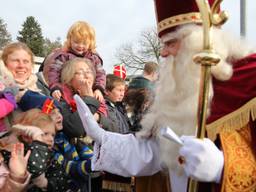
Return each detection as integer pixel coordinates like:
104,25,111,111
78,79,94,97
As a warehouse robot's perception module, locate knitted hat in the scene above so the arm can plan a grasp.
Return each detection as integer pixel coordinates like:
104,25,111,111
18,90,60,112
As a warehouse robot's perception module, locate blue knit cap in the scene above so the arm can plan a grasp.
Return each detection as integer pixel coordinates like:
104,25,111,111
18,90,60,112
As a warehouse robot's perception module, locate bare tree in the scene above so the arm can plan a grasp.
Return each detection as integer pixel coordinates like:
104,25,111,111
115,28,161,74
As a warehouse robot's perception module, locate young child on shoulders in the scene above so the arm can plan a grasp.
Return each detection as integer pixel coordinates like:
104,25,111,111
42,21,106,102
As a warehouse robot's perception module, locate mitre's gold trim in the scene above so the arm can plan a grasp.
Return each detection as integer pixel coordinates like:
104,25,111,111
206,97,256,141
158,12,202,34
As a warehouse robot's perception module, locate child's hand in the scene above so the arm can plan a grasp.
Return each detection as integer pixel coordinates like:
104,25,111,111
94,89,104,102
9,143,31,177
32,173,48,188
12,124,44,142
52,90,62,101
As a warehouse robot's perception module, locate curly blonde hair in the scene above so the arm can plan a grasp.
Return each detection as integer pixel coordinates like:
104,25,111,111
13,108,55,130
64,21,96,52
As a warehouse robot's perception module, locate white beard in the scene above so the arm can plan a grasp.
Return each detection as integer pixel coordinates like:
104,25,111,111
138,52,201,170
137,24,236,171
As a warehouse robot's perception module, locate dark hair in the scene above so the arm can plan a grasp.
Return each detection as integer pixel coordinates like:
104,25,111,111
124,88,154,132
124,88,154,115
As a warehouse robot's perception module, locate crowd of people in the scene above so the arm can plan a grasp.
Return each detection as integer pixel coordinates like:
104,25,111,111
0,18,158,192
1,0,256,192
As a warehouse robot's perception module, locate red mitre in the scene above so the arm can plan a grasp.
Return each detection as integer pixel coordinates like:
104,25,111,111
154,0,218,38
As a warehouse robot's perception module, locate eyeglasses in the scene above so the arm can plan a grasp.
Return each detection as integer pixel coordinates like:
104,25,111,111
74,70,93,76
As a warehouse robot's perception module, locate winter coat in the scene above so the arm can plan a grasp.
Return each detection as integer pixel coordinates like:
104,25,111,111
42,48,106,94
0,98,15,133
0,168,31,192
105,98,131,134
128,76,155,92
61,95,100,138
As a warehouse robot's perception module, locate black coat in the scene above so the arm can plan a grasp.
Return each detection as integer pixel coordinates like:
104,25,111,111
61,96,100,138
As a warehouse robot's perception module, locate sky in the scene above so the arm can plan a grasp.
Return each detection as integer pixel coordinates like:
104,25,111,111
0,0,255,73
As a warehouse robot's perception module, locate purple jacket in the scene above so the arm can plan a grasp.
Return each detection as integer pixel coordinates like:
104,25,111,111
43,48,106,94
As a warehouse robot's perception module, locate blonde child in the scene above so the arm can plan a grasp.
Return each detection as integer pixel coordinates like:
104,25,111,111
41,21,106,102
10,108,70,192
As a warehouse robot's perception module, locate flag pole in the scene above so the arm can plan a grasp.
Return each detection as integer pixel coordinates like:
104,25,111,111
240,0,247,37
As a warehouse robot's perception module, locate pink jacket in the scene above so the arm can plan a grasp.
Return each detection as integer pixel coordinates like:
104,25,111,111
0,165,31,192
0,98,15,132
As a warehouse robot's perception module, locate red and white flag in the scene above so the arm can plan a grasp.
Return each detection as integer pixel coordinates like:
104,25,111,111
113,64,127,80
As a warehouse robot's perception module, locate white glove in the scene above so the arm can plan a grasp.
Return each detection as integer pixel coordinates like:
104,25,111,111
12,124,44,140
74,94,105,144
179,136,224,183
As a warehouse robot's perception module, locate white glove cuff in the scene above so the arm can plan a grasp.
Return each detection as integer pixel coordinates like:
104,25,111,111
215,150,224,183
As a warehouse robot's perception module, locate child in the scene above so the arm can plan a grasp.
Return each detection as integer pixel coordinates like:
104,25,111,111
42,21,106,102
10,108,70,192
20,96,99,191
101,74,133,191
105,74,131,134
43,98,101,192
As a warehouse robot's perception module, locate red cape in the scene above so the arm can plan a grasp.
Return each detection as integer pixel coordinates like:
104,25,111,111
207,53,256,124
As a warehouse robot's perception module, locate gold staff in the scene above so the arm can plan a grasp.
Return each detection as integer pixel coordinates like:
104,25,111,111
188,0,228,191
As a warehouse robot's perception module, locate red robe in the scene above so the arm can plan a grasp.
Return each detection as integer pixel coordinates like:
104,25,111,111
205,53,256,192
